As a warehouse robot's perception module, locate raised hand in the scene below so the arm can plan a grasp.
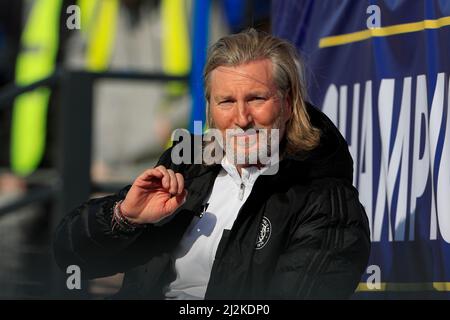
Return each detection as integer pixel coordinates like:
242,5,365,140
120,165,187,224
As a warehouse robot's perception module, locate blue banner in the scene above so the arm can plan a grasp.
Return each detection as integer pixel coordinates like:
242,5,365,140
273,0,450,298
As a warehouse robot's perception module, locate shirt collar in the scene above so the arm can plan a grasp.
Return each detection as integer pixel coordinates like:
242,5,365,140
220,153,280,187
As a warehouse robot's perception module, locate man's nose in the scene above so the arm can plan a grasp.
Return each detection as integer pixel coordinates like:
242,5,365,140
234,102,253,128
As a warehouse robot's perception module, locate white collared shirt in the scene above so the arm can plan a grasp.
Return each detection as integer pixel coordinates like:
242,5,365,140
164,158,273,300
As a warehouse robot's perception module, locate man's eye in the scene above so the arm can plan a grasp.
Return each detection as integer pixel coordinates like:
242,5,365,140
219,100,233,105
249,97,266,102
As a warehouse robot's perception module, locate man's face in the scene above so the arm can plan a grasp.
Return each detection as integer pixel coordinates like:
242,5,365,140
209,59,291,165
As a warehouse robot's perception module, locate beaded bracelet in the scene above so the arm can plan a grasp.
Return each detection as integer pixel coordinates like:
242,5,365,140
111,200,144,233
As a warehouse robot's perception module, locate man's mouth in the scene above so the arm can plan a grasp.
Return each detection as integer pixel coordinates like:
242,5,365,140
231,128,261,137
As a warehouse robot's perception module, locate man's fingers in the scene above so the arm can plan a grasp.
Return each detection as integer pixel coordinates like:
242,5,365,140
175,173,184,195
154,166,171,190
138,166,184,197
153,166,183,196
165,189,188,212
167,169,178,196
135,169,164,189
138,168,163,181
177,189,188,204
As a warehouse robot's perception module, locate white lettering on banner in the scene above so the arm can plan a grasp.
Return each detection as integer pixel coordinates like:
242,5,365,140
410,75,430,241
358,81,374,236
323,84,338,124
350,83,360,187
322,73,450,243
428,74,443,240
434,74,450,243
339,85,348,141
375,78,411,241
374,78,395,242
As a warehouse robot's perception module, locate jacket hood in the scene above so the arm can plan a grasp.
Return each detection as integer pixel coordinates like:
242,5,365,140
285,103,354,183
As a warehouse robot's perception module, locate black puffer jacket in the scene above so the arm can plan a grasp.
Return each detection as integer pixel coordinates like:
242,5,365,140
53,103,370,299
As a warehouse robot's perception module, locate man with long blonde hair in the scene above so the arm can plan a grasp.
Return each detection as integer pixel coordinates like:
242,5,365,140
54,29,370,299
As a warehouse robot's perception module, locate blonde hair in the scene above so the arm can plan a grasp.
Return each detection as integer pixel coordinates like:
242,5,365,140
204,28,320,156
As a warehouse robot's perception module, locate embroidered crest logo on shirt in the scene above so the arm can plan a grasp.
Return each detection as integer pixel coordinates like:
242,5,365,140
255,216,272,250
